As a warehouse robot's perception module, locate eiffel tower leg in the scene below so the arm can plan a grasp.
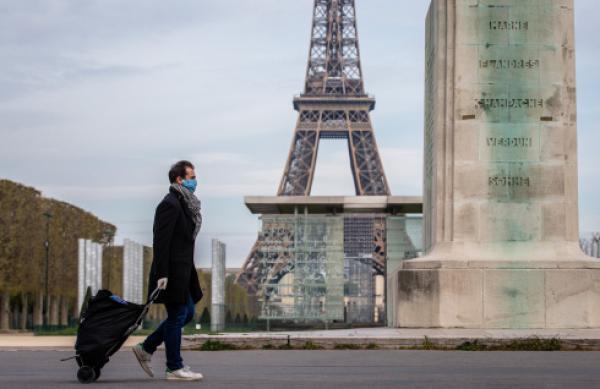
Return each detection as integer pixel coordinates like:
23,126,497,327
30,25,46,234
348,129,390,196
278,130,319,196
236,218,297,296
235,241,261,295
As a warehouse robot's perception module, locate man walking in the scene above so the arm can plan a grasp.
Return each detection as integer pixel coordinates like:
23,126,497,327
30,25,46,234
133,160,204,381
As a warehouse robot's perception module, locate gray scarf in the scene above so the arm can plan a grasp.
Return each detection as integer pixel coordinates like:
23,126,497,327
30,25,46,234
170,183,202,239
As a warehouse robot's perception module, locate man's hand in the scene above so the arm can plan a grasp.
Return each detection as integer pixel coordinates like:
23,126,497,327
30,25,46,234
157,278,168,290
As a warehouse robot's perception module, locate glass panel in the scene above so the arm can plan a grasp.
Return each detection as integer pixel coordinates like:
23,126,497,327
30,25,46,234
258,215,344,323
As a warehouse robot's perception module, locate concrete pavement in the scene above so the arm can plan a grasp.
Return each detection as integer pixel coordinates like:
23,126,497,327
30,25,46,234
1,349,600,388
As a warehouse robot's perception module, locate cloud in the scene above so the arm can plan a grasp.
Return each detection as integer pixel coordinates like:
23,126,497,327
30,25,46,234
39,184,165,200
1,0,599,259
194,152,246,165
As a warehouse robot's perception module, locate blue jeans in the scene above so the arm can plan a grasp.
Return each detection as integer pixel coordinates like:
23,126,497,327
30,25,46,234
142,294,195,371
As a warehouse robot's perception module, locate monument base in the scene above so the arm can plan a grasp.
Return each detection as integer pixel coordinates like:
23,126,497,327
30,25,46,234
396,243,600,329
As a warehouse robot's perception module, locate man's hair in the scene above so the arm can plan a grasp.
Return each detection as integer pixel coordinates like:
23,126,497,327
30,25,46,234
168,160,194,183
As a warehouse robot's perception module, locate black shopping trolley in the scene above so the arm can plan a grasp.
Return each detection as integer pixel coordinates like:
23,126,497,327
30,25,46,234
62,287,161,383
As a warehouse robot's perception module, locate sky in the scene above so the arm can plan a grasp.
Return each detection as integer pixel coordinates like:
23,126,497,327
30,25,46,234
1,1,599,268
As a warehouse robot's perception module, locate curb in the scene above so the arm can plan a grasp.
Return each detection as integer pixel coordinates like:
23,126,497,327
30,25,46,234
182,335,600,351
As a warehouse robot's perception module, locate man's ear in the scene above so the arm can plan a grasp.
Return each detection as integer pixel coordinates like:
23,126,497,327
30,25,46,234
175,177,183,184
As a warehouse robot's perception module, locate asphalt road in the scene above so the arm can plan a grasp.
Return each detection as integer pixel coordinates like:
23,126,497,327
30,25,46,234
1,350,600,388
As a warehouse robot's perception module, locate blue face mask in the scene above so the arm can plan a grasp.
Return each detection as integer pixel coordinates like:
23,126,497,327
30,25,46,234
182,179,197,193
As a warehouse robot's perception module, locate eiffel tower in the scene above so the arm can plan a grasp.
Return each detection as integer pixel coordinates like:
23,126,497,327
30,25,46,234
237,0,390,294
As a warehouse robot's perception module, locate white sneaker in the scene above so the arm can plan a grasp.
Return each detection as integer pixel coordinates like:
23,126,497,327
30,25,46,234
166,367,203,381
132,343,154,378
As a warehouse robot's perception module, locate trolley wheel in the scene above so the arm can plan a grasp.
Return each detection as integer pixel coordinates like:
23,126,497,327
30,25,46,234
77,366,96,384
93,367,101,381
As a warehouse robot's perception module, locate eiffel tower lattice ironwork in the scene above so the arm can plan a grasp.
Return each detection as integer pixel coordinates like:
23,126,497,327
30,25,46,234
236,0,390,294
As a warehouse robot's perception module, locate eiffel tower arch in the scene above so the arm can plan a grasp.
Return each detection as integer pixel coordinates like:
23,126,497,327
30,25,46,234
236,0,398,304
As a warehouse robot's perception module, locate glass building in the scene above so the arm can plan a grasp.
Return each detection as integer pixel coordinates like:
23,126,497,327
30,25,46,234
245,197,423,327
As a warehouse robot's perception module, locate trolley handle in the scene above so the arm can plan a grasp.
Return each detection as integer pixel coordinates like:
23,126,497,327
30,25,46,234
122,287,162,338
147,287,162,305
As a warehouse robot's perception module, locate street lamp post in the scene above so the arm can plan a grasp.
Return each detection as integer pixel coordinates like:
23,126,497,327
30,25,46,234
43,212,52,327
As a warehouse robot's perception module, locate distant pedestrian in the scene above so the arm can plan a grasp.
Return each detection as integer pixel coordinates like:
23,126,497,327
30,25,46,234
133,160,204,381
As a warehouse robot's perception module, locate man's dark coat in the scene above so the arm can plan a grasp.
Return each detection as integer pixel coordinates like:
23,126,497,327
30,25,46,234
147,187,203,305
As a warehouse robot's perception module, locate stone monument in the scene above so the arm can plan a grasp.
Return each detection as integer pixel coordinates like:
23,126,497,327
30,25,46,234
397,0,600,328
